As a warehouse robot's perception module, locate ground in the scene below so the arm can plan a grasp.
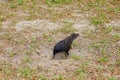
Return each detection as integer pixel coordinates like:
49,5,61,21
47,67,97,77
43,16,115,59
0,0,120,80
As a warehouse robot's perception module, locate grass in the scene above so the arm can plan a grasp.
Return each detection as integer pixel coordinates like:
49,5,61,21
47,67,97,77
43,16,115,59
58,75,63,80
23,55,32,63
105,26,113,34
71,54,80,60
90,14,106,26
42,33,54,43
9,51,16,57
0,0,120,80
116,58,120,66
73,63,88,80
18,0,23,5
98,56,109,63
10,3,16,9
17,67,33,78
39,75,47,80
109,77,118,80
58,22,76,33
46,0,73,6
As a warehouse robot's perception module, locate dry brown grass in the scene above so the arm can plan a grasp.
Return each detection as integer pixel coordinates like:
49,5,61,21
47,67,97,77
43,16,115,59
0,0,120,80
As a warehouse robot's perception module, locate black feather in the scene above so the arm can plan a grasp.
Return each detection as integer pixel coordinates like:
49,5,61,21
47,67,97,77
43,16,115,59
53,33,79,59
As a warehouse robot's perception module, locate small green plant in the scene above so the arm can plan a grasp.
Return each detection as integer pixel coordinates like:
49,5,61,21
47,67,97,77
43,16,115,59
89,41,100,49
78,73,86,80
30,36,36,43
59,22,76,33
10,3,16,9
58,75,63,80
42,33,49,38
90,14,106,26
109,77,118,80
72,41,79,47
116,55,120,66
9,51,16,57
46,37,53,42
18,0,23,5
2,67,11,75
39,75,47,80
112,34,120,42
23,55,32,63
0,15,5,21
71,54,80,60
74,65,86,76
98,56,108,63
105,26,112,34
18,68,33,78
46,0,72,6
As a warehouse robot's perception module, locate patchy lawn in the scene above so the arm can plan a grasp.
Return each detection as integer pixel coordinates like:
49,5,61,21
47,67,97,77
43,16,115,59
0,0,120,80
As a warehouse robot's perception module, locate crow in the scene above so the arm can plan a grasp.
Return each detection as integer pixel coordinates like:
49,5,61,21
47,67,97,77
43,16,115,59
53,33,79,59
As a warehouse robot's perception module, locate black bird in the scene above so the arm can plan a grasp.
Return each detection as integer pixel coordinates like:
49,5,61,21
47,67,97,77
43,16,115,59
53,33,79,59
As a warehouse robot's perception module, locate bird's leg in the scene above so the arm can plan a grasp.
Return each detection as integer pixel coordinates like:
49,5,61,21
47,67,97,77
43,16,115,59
64,52,68,57
65,50,69,56
70,45,72,49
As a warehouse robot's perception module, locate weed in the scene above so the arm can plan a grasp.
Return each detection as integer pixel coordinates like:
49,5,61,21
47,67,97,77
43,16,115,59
71,54,80,60
30,36,36,43
2,67,11,75
59,22,76,33
78,73,86,80
46,37,53,42
46,0,72,6
42,33,49,38
72,41,79,47
90,14,106,26
10,3,16,9
0,15,5,21
58,74,63,80
98,56,109,63
105,26,113,34
89,41,100,49
109,77,118,80
18,68,33,78
112,34,120,42
73,64,87,80
42,33,53,42
18,0,23,5
73,62,88,76
39,75,47,80
116,58,120,66
9,51,16,57
23,55,32,63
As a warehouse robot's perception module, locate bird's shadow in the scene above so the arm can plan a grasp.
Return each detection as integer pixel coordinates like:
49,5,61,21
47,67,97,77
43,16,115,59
51,52,68,60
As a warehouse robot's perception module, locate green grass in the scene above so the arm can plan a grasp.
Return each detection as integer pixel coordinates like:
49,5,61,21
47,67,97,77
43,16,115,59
23,55,32,63
73,63,87,80
10,3,16,9
116,58,120,66
30,36,36,43
17,67,33,78
9,51,16,57
58,75,63,80
98,56,109,63
109,77,118,80
105,26,113,34
18,0,24,5
0,0,120,79
2,66,12,76
39,75,47,80
90,14,106,26
71,54,80,60
46,0,72,6
59,22,76,33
